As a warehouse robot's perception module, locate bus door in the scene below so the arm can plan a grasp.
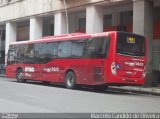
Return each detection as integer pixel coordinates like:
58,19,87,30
6,49,17,78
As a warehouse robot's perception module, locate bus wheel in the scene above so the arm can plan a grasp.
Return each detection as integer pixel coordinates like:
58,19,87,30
16,69,26,83
65,71,76,89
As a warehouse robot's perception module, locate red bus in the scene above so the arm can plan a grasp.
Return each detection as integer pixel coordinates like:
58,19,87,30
6,31,147,89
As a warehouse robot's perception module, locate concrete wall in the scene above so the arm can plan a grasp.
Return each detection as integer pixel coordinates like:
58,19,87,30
0,0,110,23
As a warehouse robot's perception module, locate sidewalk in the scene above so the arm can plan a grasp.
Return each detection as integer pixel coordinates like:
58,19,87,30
110,86,160,96
0,74,6,78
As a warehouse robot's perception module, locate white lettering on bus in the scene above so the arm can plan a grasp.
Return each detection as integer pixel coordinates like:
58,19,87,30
44,68,52,72
44,67,59,72
25,73,32,77
125,62,144,67
134,62,144,67
125,62,135,67
134,68,143,72
25,66,35,72
51,67,59,72
91,33,107,37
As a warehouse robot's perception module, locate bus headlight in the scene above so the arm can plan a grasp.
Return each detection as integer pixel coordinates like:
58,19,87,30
142,66,146,78
111,62,117,75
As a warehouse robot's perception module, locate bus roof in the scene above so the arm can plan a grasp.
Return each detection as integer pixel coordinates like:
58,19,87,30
10,31,114,45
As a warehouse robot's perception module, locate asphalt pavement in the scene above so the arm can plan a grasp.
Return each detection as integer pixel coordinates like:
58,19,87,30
0,77,159,113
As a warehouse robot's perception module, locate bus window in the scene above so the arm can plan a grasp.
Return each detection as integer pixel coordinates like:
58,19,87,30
87,37,110,58
117,33,145,57
16,44,26,63
7,49,16,65
46,42,58,62
71,40,86,58
24,44,35,64
34,43,46,64
58,41,72,58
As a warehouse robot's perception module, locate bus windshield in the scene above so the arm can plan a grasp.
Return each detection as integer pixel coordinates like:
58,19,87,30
117,32,146,57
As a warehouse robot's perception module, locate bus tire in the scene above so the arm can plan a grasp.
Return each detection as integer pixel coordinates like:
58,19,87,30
65,71,76,89
16,69,26,83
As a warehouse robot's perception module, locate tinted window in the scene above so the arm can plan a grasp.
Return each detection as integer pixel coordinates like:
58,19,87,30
58,41,72,58
87,37,110,58
117,33,145,56
23,44,35,63
16,44,27,63
71,40,86,57
34,43,46,63
46,42,58,62
7,49,16,65
8,44,27,64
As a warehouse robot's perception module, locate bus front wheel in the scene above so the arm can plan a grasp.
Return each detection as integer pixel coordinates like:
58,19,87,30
16,69,26,83
65,71,76,89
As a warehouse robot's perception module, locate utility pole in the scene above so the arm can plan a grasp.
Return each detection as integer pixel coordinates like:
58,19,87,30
63,0,69,34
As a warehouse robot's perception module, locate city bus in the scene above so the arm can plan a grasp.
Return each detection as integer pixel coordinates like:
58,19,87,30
6,31,147,89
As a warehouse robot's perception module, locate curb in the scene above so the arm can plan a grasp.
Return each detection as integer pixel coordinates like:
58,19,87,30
109,86,160,96
0,75,6,78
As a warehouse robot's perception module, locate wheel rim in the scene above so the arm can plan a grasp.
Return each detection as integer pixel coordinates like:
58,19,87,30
67,75,74,87
18,72,23,81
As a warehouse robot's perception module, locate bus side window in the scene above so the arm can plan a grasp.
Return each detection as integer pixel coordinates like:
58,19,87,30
7,49,16,64
46,42,58,62
58,41,72,58
71,40,86,58
24,44,35,64
34,43,46,64
87,37,109,58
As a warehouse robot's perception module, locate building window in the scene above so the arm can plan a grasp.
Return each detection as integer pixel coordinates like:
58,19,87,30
0,29,5,41
154,7,160,21
154,6,160,40
43,16,54,36
17,21,29,41
103,14,117,32
119,11,133,32
78,18,86,33
103,14,112,27
120,11,133,26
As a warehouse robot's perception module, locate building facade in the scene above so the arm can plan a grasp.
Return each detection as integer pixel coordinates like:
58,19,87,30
0,0,160,85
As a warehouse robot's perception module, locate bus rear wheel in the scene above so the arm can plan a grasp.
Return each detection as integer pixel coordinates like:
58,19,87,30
65,71,76,89
16,69,26,83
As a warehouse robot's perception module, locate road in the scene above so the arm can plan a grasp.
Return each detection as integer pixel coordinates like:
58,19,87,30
0,77,160,113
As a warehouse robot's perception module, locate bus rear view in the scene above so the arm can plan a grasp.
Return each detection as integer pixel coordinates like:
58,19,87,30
108,32,147,85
